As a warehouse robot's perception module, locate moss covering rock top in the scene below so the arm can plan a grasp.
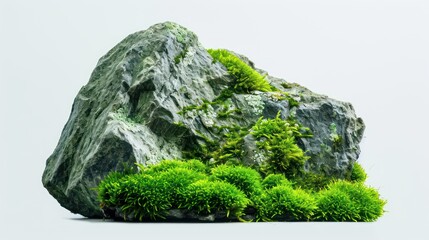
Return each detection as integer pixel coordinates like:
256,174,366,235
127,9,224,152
43,22,373,220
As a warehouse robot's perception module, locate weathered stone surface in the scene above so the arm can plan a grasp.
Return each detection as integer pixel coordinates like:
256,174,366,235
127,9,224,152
267,76,365,176
42,22,365,218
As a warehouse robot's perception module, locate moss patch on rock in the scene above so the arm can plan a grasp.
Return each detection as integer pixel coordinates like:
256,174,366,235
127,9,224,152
98,159,385,222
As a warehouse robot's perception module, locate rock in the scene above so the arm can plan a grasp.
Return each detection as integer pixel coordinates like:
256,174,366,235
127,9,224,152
42,22,365,218
267,76,365,176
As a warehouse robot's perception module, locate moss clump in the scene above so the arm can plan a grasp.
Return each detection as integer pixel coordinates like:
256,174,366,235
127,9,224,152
174,47,188,64
210,165,263,200
98,159,385,222
258,186,317,221
350,162,367,183
97,171,128,209
251,113,312,177
140,159,208,175
181,180,250,218
262,174,293,189
292,172,335,192
111,174,172,220
211,125,248,164
315,181,386,222
208,49,273,93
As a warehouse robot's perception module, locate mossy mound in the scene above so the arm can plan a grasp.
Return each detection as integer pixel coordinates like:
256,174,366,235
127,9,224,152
98,160,385,222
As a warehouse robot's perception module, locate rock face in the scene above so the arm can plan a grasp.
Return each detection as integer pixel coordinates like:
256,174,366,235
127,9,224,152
42,22,365,218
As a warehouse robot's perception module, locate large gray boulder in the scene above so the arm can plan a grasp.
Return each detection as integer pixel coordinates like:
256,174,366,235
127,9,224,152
42,22,365,218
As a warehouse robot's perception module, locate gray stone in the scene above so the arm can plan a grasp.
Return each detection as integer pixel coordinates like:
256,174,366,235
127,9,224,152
42,22,365,218
267,75,365,176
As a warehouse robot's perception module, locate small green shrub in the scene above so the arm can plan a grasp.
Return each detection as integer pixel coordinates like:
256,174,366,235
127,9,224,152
182,180,250,218
350,162,367,183
251,113,310,177
207,49,273,93
258,186,317,221
262,174,293,189
315,181,386,222
210,165,263,199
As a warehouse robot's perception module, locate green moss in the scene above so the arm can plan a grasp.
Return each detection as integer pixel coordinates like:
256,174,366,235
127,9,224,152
210,165,263,200
157,168,207,208
216,102,242,119
329,123,342,150
173,121,186,128
315,181,386,222
292,172,335,192
181,180,250,218
208,49,274,93
350,162,367,183
178,99,212,115
97,171,128,209
212,125,248,164
174,53,184,64
281,82,294,89
258,186,317,221
251,113,311,177
182,130,219,162
262,174,293,189
113,108,142,125
98,159,385,222
113,174,171,220
212,88,234,103
140,159,208,175
174,47,188,64
285,96,300,108
271,91,300,108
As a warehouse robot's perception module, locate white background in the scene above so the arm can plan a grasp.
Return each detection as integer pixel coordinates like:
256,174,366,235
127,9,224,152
1,0,428,239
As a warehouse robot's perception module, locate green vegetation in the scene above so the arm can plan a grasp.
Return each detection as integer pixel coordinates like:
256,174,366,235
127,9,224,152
315,181,386,221
329,123,342,150
97,171,128,209
210,165,263,200
258,186,317,221
211,125,248,164
98,159,385,222
177,99,211,115
208,49,273,93
139,159,208,175
262,174,293,189
181,180,250,218
251,113,312,177
350,162,367,183
177,50,303,166
292,172,335,192
281,82,294,89
174,48,188,64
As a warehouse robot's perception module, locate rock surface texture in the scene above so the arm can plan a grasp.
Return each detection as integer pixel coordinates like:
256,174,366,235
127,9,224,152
42,22,365,218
